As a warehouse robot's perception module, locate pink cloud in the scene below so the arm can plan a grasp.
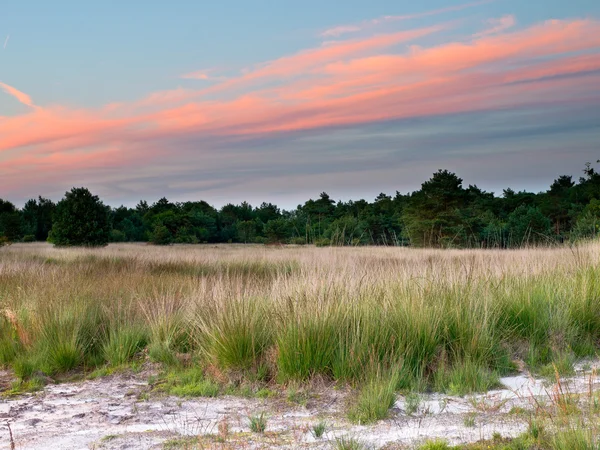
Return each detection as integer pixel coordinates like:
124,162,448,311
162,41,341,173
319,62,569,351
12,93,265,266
0,81,37,108
0,16,599,192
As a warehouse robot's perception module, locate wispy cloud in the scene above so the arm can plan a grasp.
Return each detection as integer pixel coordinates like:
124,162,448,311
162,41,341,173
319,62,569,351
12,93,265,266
3,35,9,50
320,0,493,37
180,71,211,80
320,25,362,38
475,15,516,37
0,81,36,108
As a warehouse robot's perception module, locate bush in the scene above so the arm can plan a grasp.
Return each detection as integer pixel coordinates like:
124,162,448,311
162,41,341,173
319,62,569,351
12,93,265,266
22,234,36,242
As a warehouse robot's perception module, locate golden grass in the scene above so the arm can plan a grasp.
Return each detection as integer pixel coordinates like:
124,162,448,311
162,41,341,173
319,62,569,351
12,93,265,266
1,241,599,391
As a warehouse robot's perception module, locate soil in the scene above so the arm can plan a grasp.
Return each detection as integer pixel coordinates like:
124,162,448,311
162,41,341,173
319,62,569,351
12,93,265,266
1,361,599,449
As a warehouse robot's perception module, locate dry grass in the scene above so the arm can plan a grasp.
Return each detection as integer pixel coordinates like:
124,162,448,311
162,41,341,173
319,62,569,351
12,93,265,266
1,242,599,394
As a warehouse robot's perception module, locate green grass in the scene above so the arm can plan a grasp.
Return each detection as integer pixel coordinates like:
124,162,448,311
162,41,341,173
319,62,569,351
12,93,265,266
157,367,220,397
311,420,327,438
248,412,267,433
103,326,147,366
348,371,398,424
333,437,367,450
539,352,576,379
3,243,600,402
418,441,451,450
405,392,421,415
551,428,600,450
148,341,181,367
433,359,500,396
197,297,272,371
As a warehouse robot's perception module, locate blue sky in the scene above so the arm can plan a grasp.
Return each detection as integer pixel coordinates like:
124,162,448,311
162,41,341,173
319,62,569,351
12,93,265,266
1,0,599,207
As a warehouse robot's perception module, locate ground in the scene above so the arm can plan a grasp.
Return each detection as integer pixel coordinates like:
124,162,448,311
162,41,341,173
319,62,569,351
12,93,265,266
1,361,599,449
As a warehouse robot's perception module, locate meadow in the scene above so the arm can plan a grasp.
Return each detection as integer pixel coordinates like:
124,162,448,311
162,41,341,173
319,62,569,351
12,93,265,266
1,242,600,448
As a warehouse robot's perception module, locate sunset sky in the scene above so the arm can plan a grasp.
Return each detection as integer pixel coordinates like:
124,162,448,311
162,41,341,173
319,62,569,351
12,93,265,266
1,0,599,208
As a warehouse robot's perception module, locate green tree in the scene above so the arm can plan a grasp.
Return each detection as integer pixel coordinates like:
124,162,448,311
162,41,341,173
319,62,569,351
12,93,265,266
150,224,173,245
49,187,111,247
21,196,56,241
264,218,291,243
403,170,467,247
238,220,257,243
0,199,23,242
506,205,552,247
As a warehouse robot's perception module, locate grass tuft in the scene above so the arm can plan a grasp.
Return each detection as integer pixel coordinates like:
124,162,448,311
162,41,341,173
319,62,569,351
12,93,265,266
348,371,398,424
248,412,267,433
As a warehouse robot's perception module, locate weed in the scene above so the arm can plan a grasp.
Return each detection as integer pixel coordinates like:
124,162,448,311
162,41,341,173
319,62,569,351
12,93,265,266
310,420,327,438
463,412,476,428
418,440,451,450
334,436,367,450
405,392,421,415
248,412,267,433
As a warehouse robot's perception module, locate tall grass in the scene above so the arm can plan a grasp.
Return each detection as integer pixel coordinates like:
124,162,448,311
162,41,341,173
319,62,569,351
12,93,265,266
1,241,600,396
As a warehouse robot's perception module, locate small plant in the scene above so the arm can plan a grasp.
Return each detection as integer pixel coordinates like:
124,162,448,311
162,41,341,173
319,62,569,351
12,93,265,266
539,352,576,379
418,440,451,450
255,388,275,398
249,412,267,433
218,418,229,440
348,371,398,424
286,383,309,405
405,392,421,415
433,359,500,396
551,427,599,450
310,420,327,438
157,367,220,398
463,412,476,428
334,436,366,450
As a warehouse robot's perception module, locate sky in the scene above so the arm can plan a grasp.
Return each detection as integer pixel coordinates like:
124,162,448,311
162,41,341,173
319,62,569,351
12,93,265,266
1,0,599,209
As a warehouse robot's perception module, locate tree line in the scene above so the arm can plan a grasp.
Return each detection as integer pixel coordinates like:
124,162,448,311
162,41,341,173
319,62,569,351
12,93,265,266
1,162,600,248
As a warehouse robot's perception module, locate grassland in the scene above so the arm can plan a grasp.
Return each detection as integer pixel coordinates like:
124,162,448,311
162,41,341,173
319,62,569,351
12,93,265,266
1,242,600,447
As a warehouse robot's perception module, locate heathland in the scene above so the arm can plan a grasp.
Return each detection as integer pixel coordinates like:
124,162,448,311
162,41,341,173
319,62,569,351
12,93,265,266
1,242,600,448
